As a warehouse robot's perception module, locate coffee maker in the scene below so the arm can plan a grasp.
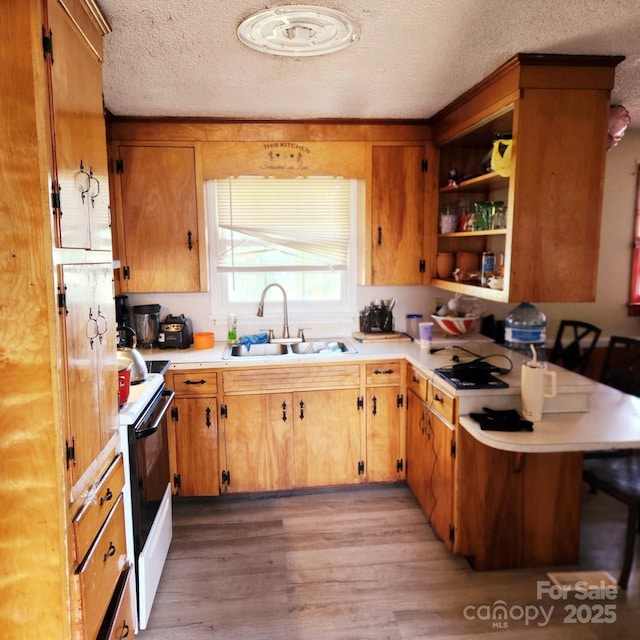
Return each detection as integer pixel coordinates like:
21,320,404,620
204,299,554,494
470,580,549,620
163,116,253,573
115,294,134,348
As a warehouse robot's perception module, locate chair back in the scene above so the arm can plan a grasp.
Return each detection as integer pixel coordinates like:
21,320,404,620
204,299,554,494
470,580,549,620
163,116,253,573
549,320,601,374
600,336,640,396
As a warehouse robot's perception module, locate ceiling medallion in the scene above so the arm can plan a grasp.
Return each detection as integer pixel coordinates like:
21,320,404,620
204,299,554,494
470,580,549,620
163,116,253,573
237,5,360,57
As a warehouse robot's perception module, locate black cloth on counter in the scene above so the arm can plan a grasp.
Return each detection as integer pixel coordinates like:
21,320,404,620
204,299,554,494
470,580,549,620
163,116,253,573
469,407,534,432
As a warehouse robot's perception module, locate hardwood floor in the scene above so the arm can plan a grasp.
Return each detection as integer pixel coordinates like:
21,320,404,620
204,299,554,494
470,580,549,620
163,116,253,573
139,484,638,639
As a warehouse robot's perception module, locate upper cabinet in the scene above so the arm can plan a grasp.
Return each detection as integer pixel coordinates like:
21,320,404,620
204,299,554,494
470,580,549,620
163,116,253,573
111,143,207,292
46,0,111,251
363,144,432,285
429,53,623,303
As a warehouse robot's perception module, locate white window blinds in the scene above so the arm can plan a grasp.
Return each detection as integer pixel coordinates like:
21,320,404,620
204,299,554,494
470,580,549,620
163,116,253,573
214,176,352,271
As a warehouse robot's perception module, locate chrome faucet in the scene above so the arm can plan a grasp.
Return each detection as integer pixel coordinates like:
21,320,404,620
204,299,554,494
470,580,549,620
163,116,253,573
257,283,290,339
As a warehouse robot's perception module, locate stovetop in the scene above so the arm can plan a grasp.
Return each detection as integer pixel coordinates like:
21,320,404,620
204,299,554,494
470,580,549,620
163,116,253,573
119,373,165,426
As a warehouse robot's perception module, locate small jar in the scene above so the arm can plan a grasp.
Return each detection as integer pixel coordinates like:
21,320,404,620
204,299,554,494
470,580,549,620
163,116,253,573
406,314,423,340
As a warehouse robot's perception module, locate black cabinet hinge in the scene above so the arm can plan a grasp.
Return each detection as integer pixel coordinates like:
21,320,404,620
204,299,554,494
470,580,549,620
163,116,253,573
42,26,53,62
171,406,179,421
122,265,130,280
396,394,404,408
358,460,365,475
220,404,228,419
50,182,61,212
221,470,231,486
449,524,455,542
396,458,404,472
450,440,456,458
173,473,181,488
419,259,426,273
116,158,124,174
57,285,67,314
421,158,428,173
357,396,364,410
66,437,75,467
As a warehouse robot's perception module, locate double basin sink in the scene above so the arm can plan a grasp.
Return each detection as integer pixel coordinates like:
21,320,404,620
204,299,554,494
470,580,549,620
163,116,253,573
223,340,357,359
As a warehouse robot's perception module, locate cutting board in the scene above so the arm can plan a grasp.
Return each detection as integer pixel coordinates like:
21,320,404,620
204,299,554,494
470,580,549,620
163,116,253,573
352,331,413,343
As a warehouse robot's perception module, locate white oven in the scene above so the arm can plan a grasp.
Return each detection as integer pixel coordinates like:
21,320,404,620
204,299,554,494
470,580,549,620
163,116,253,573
119,370,174,631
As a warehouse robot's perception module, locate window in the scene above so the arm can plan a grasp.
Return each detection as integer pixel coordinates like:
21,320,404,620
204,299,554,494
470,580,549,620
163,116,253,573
206,176,359,318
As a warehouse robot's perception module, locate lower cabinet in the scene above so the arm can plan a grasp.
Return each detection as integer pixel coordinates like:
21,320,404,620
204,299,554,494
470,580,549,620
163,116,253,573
221,392,294,493
364,361,406,482
71,453,131,639
169,371,219,496
406,367,456,550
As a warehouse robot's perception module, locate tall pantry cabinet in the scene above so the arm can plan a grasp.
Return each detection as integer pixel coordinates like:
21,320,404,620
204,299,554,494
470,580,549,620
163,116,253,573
1,2,129,639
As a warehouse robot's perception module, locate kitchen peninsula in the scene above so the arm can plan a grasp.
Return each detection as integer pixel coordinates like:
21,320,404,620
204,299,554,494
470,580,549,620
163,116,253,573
147,336,640,574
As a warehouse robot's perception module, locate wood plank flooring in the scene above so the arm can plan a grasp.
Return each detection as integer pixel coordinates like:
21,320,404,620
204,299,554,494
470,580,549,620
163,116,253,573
138,484,638,639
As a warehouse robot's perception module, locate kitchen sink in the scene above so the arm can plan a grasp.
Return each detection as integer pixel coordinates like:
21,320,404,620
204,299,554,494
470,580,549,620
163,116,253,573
290,341,354,355
228,343,289,357
223,340,357,359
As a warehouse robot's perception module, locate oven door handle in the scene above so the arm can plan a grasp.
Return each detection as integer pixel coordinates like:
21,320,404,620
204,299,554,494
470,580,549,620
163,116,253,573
135,389,175,439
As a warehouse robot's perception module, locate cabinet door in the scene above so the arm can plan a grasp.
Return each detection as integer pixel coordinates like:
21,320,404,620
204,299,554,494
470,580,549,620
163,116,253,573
173,397,219,496
366,387,403,482
406,390,455,549
221,393,294,493
370,145,425,284
61,264,118,484
293,389,362,487
115,145,201,292
47,0,111,250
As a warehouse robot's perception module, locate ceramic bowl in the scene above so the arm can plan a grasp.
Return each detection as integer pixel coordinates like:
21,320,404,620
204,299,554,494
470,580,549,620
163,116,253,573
431,314,479,336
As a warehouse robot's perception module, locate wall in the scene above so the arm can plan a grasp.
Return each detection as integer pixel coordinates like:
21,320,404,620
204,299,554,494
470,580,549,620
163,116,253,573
124,130,640,343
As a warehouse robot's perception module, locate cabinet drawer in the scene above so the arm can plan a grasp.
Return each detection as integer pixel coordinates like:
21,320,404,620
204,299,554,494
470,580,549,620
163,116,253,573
365,361,402,386
172,370,218,396
73,454,125,564
223,364,360,393
77,496,127,640
98,565,135,640
427,379,456,424
407,365,428,402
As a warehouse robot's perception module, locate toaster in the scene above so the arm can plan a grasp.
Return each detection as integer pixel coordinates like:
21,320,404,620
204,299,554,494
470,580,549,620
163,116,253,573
158,314,193,349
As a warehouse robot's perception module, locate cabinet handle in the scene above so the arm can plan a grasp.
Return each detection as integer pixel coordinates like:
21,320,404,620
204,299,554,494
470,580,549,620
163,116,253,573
282,401,287,422
205,406,211,428
99,487,113,505
96,305,108,344
184,379,206,385
377,226,382,245
187,230,193,251
434,393,444,404
78,160,90,204
299,400,305,420
86,307,99,349
103,541,116,562
374,368,394,375
412,375,420,383
372,396,377,415
89,167,100,209
119,621,130,639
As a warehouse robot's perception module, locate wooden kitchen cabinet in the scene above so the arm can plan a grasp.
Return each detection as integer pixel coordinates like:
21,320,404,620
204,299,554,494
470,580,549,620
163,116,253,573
364,361,406,482
47,0,112,251
59,263,119,485
111,143,207,293
406,367,456,550
220,364,362,490
430,53,623,303
169,371,219,496
220,392,294,493
362,144,431,285
1,2,128,637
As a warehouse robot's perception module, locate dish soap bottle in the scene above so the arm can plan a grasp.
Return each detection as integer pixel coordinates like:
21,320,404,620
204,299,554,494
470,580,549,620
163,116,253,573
227,313,238,345
504,302,547,359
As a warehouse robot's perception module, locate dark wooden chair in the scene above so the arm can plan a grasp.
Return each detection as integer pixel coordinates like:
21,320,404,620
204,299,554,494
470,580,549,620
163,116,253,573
583,335,640,589
548,320,601,375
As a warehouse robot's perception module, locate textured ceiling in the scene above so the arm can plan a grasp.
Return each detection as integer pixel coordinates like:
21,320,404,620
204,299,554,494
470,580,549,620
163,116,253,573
99,0,640,128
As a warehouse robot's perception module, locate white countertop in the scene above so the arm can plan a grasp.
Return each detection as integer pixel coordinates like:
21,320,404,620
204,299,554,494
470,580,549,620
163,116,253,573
141,334,640,453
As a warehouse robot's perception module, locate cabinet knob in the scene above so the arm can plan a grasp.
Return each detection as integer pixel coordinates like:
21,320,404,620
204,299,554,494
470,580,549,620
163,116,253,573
103,541,116,562
99,487,113,506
